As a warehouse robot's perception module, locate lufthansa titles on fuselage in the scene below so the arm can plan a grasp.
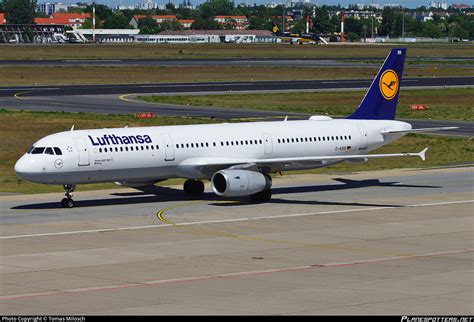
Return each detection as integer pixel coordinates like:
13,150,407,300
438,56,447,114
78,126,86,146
88,134,152,146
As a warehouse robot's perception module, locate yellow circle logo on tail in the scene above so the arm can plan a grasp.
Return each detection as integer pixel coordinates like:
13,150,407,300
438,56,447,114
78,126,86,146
379,69,399,100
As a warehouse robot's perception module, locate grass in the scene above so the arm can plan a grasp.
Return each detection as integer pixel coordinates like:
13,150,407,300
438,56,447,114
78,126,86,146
1,65,472,86
141,88,474,121
1,109,472,194
0,43,473,60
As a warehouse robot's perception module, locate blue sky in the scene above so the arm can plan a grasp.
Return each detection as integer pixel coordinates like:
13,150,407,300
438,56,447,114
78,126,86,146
54,0,434,9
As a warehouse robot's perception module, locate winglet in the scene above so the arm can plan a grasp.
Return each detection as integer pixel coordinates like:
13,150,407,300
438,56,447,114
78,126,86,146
419,147,428,161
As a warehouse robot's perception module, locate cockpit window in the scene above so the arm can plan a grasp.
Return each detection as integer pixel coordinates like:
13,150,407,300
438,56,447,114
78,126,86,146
27,146,34,154
31,147,45,154
54,147,62,155
45,147,54,155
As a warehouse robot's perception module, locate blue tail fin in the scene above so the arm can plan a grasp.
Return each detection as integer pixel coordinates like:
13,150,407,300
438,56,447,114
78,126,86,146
348,48,406,120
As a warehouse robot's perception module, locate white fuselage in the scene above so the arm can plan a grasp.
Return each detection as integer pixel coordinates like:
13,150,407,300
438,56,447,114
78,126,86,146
14,118,410,185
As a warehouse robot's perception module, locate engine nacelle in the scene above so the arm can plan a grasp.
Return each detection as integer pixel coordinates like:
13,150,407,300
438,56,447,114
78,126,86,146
211,170,272,197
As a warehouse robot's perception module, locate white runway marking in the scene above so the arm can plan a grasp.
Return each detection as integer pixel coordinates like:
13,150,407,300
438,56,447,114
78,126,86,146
1,199,473,240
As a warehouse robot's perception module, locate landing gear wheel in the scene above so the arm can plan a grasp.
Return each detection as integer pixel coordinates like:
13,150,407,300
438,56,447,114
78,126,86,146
250,189,272,203
61,184,76,208
61,198,75,208
183,180,205,196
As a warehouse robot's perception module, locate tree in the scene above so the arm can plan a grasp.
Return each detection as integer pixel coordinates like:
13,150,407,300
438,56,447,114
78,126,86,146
344,17,363,36
159,20,183,31
3,0,36,24
346,31,360,42
448,22,469,39
198,0,235,19
248,17,272,30
138,16,160,34
191,18,221,30
380,7,393,36
85,4,113,22
291,19,305,33
82,17,104,29
311,6,334,34
422,20,442,38
165,2,176,13
103,12,131,29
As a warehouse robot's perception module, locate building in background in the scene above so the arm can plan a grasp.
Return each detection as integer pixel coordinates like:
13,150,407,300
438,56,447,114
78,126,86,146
178,19,195,29
451,3,471,9
214,16,250,30
34,12,91,29
157,30,277,43
129,15,178,28
37,2,71,15
138,0,158,10
428,1,448,10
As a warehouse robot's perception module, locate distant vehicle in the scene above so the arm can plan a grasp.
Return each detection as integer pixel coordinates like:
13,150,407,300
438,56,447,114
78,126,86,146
14,48,455,208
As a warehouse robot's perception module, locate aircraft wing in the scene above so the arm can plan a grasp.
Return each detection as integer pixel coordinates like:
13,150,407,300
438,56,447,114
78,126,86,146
180,148,428,174
382,127,458,134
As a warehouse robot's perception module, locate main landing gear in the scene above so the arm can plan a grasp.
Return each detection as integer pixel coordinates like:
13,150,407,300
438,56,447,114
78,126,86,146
250,189,272,203
183,179,205,196
61,184,76,208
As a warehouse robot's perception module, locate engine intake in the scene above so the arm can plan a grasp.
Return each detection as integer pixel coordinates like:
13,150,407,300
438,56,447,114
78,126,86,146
211,169,272,197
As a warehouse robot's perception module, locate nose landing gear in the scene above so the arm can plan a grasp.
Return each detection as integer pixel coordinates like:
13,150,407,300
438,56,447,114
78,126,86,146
61,184,76,208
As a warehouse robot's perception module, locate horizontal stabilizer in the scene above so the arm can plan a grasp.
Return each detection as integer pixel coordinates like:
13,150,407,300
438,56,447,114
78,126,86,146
382,127,458,134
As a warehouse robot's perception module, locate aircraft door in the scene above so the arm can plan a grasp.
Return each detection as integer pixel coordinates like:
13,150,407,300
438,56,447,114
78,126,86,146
74,137,90,166
161,134,175,161
356,125,368,150
263,133,273,155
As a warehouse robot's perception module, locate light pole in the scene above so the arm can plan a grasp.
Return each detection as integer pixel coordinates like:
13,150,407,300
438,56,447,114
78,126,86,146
340,12,344,43
282,5,285,32
401,0,405,39
371,0,374,38
92,0,96,43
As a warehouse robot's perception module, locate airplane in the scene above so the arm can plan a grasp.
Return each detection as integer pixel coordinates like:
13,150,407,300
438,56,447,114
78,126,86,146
14,48,456,208
272,22,325,44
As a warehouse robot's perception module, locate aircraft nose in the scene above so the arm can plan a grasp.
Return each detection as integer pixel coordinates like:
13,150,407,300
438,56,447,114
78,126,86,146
14,155,40,181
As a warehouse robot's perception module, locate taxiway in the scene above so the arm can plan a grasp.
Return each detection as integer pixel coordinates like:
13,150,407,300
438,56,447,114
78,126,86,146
1,166,472,314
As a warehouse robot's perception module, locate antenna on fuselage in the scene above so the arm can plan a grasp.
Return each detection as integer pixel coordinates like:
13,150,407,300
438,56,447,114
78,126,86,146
70,125,74,131
284,116,288,122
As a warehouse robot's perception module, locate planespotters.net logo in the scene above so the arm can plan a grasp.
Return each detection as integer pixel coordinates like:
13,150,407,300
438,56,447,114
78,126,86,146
402,317,474,322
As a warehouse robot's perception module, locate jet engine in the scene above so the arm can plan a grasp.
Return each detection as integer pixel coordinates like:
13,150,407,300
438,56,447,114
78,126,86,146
211,169,272,197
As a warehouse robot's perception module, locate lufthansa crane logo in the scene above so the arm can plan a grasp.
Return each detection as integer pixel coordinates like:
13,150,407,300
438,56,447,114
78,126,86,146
379,69,399,100
54,159,63,169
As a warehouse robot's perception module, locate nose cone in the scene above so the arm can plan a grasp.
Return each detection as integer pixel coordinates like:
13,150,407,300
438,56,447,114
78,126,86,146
14,155,41,182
